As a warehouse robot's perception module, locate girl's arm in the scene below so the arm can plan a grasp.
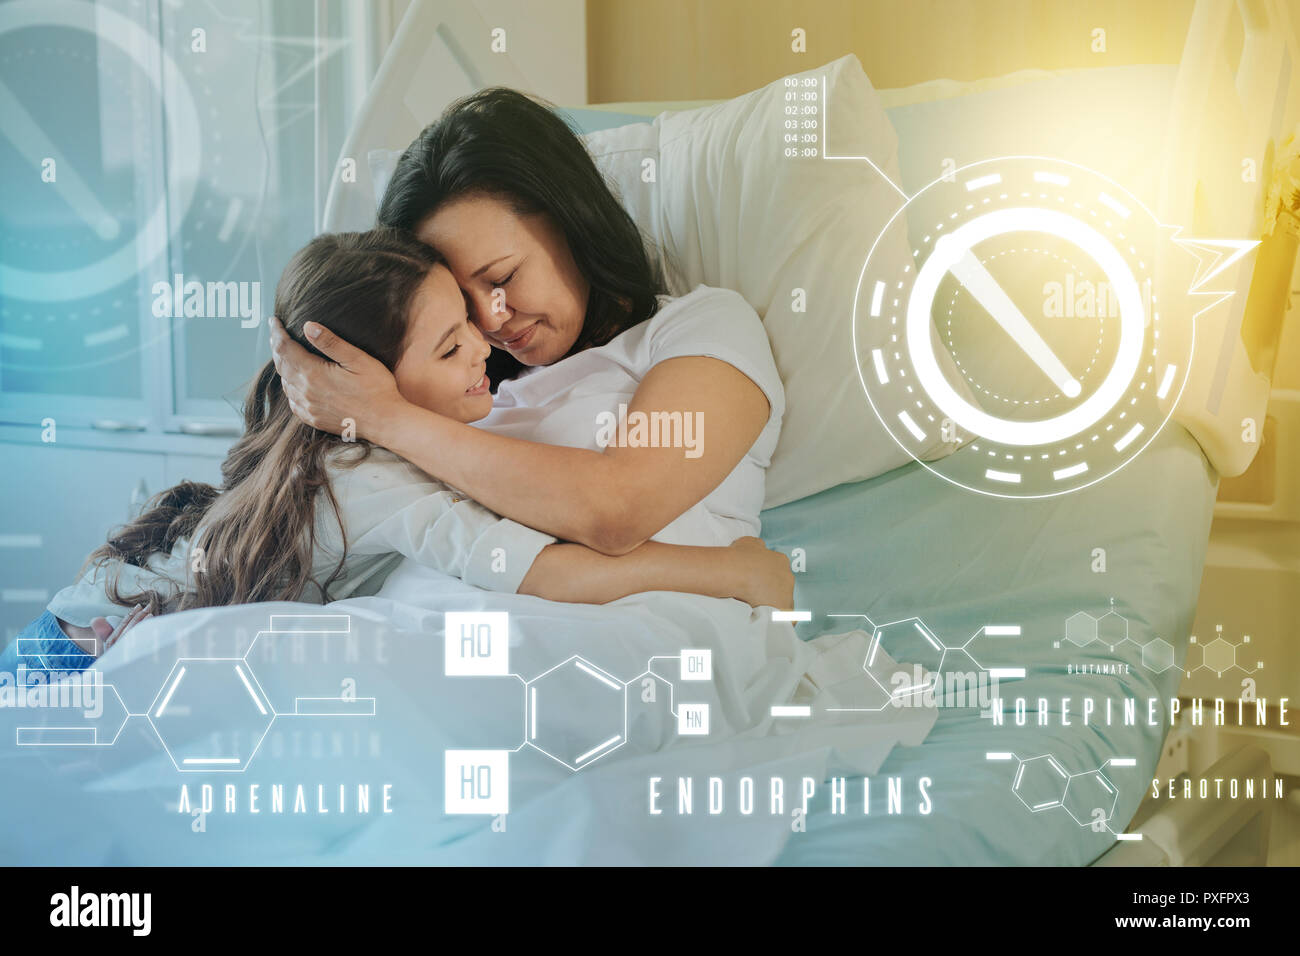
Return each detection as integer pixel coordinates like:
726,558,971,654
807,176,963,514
518,536,794,609
54,606,152,658
272,319,769,556
335,453,793,606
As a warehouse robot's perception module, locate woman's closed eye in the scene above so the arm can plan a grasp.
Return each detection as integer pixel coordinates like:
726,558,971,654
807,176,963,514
490,269,516,287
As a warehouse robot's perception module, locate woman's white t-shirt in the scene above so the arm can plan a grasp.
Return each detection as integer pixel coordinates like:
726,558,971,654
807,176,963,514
475,285,785,546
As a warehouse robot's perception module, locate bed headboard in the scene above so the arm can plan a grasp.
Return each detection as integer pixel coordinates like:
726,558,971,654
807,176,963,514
320,0,531,235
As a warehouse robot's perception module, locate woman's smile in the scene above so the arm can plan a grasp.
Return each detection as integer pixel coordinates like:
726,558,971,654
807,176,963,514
496,321,539,351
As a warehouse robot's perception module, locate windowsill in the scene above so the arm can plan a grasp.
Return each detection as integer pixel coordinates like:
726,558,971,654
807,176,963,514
0,423,234,458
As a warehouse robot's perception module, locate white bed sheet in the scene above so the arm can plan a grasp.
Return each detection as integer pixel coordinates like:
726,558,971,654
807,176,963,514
0,566,936,865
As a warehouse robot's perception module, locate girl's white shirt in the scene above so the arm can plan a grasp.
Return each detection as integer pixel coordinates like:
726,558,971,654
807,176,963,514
47,447,555,627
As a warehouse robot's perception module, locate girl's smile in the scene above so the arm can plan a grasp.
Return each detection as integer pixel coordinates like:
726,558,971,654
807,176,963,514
392,264,495,423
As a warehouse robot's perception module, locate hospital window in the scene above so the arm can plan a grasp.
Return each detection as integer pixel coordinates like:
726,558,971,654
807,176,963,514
0,0,379,437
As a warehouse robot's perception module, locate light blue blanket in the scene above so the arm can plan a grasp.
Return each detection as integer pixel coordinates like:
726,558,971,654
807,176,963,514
759,424,1214,864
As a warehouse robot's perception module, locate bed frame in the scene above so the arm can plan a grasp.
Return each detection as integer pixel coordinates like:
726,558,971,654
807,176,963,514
1106,0,1298,868
323,0,1299,866
1157,0,1299,480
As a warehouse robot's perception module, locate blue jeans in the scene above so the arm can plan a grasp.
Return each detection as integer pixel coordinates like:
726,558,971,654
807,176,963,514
0,611,96,686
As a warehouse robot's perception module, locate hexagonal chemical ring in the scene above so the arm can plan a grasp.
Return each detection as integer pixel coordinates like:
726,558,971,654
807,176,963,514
1012,754,1070,812
844,664,896,712
936,647,981,701
1202,638,1236,674
525,656,627,771
1142,637,1175,673
869,618,943,703
147,658,276,772
1062,770,1119,827
1096,611,1129,648
1064,612,1098,647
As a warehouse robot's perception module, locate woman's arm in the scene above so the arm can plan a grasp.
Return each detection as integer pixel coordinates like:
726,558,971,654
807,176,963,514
518,536,793,609
334,448,792,606
273,319,769,556
373,356,767,555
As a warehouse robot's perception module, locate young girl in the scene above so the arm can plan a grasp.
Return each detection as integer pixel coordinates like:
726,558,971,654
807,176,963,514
1,229,792,677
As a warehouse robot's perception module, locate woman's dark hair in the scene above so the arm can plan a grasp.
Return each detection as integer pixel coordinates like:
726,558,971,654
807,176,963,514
377,87,665,388
85,229,443,613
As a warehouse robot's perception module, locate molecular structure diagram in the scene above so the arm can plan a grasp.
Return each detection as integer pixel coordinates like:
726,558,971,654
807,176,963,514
1186,624,1261,679
446,608,1031,813
986,750,1143,840
12,614,372,772
822,612,1026,711
1057,601,1262,679
1056,600,1177,674
443,611,714,815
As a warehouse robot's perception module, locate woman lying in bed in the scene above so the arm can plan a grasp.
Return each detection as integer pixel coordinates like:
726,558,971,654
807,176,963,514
0,229,792,678
271,88,784,556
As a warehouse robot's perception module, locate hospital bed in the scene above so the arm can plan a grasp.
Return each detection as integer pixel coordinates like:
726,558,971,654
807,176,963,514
563,2,1293,865
324,0,1299,866
1,0,1294,867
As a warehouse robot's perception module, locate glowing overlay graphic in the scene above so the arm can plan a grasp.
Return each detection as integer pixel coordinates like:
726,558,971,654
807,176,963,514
1055,606,1262,679
0,0,335,373
0,0,201,303
442,607,1023,813
1186,625,1262,679
10,614,373,772
986,751,1141,838
850,153,1257,498
1056,603,1179,675
442,610,716,815
823,612,1025,711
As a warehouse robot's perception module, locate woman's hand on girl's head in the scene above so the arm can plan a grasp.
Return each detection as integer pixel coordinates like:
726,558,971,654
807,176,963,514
268,315,407,439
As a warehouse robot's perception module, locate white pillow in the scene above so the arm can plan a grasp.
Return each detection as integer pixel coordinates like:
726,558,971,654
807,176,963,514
583,55,961,507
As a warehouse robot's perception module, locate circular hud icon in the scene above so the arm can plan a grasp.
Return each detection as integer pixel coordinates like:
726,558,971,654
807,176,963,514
853,156,1192,498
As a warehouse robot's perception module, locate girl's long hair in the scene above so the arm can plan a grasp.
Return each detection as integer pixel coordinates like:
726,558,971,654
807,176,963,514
85,228,442,614
377,87,666,391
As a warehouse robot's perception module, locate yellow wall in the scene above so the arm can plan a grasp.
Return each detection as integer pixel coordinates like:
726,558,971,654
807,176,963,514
587,0,1199,102
586,0,1296,512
